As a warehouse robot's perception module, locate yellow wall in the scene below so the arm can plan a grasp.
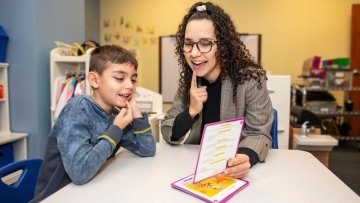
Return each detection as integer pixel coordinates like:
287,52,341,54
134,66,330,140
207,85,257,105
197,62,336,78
100,0,360,93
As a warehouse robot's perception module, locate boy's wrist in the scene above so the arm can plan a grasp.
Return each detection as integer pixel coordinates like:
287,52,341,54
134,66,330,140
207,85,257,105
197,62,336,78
132,107,143,118
98,125,123,148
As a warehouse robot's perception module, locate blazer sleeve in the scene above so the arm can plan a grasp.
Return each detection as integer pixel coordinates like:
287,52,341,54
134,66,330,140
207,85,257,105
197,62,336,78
161,96,190,144
238,76,273,162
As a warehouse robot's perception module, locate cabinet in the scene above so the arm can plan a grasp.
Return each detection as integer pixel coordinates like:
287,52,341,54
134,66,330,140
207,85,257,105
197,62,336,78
0,63,28,163
50,47,93,125
267,75,291,149
349,4,360,138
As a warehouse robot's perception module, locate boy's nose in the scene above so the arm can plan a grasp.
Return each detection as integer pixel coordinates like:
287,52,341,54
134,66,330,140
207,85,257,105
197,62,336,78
125,79,134,88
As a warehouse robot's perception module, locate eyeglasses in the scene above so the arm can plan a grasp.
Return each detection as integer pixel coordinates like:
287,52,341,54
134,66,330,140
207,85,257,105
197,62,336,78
183,39,218,53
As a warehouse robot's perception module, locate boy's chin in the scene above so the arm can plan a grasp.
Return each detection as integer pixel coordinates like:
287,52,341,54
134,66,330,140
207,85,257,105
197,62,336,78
115,101,127,108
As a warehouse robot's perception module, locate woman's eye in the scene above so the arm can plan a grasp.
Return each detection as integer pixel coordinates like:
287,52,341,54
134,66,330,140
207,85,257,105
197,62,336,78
199,40,212,46
132,79,138,84
184,41,193,46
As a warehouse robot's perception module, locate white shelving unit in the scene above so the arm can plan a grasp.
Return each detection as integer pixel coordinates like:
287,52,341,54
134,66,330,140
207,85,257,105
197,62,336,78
50,48,93,125
0,63,28,161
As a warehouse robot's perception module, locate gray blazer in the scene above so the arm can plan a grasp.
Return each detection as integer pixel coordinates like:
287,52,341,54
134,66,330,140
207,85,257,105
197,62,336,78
161,76,273,162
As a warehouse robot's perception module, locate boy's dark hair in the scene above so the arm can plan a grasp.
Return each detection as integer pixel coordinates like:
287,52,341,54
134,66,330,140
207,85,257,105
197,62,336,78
89,45,138,75
175,1,266,105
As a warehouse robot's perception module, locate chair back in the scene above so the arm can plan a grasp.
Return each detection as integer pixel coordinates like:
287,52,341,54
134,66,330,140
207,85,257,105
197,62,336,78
0,158,42,202
271,109,279,149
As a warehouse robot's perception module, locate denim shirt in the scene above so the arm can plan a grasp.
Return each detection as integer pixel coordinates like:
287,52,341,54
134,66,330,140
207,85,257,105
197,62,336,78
52,95,156,184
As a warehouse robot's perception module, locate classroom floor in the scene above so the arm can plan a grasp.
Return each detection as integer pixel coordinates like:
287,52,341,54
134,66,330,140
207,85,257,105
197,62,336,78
328,140,360,196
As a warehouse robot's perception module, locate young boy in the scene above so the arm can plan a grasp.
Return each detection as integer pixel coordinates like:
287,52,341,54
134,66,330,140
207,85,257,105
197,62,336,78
31,45,156,202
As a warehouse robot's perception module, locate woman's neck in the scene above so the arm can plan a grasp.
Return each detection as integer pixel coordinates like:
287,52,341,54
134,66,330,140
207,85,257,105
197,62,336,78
204,66,221,83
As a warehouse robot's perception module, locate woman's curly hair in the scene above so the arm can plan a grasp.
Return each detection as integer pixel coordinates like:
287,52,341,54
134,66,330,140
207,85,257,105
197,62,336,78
175,1,267,106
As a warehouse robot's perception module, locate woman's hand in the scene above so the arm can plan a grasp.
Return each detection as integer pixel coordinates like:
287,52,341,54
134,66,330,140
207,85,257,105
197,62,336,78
189,71,207,118
223,154,251,179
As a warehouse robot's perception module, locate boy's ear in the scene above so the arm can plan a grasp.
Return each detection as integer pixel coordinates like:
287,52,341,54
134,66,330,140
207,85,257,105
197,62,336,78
87,71,99,89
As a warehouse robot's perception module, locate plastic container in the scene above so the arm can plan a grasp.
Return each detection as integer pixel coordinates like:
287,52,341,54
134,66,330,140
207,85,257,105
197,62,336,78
325,69,353,89
0,25,9,62
303,77,325,88
305,101,338,114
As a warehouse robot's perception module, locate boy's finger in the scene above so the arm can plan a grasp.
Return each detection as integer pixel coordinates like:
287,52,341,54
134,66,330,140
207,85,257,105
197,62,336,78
119,108,127,117
126,101,132,113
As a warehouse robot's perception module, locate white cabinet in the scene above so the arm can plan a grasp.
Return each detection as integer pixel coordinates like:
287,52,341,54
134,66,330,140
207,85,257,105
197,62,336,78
267,75,291,149
0,63,28,161
50,48,93,125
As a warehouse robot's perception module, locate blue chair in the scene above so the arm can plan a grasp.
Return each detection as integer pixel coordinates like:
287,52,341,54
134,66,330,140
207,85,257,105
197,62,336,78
0,159,42,203
270,109,278,149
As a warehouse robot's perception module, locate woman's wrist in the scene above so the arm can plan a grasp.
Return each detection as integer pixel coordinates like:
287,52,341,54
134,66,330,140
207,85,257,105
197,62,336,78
188,107,198,118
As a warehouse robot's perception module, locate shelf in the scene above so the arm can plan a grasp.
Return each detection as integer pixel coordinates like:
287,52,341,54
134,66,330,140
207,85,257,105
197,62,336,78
332,135,360,141
0,132,28,145
52,54,88,63
311,111,360,118
304,87,360,91
50,47,93,126
0,63,28,161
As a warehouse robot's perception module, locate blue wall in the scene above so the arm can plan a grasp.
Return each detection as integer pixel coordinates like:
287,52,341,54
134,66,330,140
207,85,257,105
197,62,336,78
0,0,86,158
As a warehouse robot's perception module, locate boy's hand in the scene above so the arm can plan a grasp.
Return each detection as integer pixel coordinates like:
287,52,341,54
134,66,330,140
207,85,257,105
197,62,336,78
189,70,207,118
129,96,143,118
113,101,133,129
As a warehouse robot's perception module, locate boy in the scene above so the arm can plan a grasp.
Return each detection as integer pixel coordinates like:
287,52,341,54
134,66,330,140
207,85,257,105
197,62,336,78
31,45,156,202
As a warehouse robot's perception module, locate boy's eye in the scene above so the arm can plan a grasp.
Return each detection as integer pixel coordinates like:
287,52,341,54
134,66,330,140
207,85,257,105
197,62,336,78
114,77,124,81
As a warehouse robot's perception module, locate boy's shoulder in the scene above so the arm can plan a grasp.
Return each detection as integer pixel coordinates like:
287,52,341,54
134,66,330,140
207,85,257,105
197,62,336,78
68,95,93,106
65,95,100,111
66,95,107,115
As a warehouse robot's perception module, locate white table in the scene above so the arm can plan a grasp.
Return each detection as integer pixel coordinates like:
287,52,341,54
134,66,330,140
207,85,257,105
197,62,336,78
43,143,359,203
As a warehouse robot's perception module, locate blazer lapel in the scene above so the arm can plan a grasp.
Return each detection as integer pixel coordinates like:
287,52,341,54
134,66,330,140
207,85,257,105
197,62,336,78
221,78,236,120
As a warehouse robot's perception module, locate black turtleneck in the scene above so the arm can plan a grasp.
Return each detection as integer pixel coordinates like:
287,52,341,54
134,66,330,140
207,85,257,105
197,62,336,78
170,76,221,143
199,76,221,143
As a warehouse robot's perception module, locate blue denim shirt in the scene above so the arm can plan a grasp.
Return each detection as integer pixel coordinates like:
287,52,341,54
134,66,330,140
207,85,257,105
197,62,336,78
51,95,156,184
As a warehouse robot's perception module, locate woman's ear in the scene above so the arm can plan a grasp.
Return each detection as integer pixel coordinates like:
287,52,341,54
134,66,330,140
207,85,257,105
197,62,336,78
87,71,99,89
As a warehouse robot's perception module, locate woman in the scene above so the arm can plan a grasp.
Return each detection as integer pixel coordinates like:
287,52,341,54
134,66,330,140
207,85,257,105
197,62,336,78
161,2,273,178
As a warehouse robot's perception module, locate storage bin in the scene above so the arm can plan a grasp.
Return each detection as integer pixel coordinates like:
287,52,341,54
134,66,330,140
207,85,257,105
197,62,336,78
325,69,352,89
303,77,325,89
304,101,338,114
0,25,9,63
0,143,14,168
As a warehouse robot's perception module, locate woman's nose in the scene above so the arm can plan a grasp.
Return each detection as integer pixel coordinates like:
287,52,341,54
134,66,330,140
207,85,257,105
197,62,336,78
190,44,202,57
